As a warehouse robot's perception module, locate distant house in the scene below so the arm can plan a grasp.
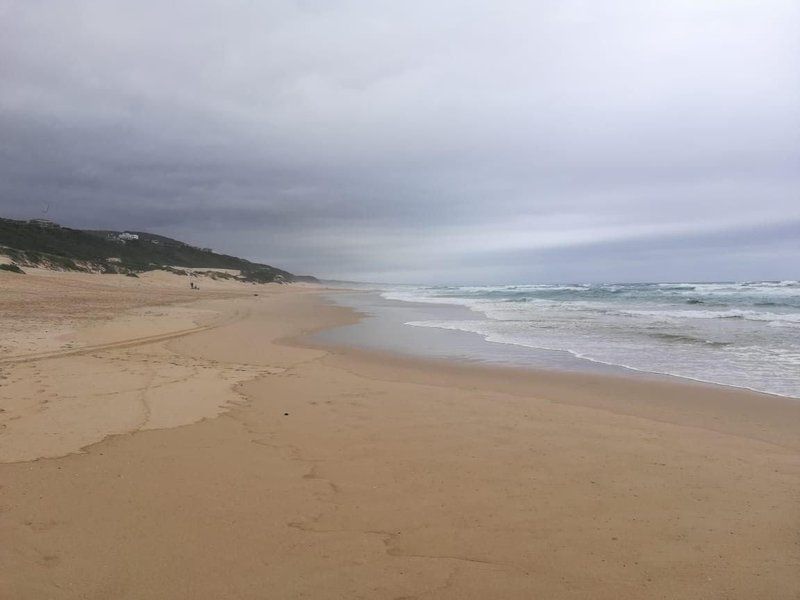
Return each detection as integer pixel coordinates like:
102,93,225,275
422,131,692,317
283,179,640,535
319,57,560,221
28,219,58,228
118,232,139,241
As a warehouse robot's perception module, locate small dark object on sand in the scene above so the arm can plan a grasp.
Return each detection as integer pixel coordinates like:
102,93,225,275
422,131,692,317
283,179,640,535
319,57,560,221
283,412,289,416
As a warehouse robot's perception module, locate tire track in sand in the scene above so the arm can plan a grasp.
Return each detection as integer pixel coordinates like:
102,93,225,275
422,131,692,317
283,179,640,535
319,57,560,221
0,310,246,365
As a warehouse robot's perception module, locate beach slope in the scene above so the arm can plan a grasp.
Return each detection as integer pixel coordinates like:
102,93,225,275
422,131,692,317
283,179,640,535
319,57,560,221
1,272,798,599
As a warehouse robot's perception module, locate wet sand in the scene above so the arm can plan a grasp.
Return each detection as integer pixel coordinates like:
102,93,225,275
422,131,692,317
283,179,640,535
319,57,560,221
1,270,798,599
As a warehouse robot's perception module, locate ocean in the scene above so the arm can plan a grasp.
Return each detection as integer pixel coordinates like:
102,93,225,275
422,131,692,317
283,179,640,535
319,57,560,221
320,281,800,399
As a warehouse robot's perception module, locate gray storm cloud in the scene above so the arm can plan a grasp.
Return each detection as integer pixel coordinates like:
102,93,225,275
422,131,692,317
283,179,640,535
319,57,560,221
1,0,798,282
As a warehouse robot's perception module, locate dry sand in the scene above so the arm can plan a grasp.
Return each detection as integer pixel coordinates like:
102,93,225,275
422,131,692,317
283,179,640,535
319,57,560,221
1,269,798,599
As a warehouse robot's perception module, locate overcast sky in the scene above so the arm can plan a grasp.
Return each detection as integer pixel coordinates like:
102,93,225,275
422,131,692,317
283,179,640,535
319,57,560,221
1,1,798,283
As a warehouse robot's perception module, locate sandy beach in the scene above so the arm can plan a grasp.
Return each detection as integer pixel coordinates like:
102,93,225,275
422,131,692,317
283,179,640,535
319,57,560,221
1,269,799,599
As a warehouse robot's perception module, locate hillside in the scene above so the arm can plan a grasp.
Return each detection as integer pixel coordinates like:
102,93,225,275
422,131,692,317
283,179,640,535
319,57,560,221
0,218,316,283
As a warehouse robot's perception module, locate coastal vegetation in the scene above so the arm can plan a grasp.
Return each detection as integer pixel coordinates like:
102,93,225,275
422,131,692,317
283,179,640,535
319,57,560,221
0,217,315,283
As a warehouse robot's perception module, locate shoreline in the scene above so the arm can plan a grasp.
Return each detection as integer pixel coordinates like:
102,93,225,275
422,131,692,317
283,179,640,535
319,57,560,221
313,288,800,419
2,276,799,598
327,286,800,401
298,302,800,453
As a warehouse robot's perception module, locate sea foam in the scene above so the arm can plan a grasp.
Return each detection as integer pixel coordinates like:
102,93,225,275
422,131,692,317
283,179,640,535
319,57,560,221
381,281,800,398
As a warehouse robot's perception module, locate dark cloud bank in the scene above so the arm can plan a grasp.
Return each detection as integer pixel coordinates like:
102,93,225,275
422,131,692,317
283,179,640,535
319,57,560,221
1,1,798,282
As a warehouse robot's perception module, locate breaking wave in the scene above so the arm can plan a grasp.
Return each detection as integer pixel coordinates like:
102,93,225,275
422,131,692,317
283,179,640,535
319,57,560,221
382,281,800,398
